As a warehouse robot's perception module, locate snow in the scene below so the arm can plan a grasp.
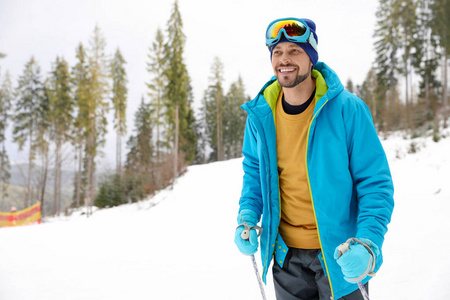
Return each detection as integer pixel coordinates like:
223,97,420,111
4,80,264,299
0,129,449,299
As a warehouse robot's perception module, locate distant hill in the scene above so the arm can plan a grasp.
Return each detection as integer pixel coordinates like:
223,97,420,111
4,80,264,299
0,183,29,212
2,163,115,214
9,163,75,189
0,163,76,213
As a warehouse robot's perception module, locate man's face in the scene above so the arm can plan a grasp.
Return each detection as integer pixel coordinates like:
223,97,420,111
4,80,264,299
271,42,312,88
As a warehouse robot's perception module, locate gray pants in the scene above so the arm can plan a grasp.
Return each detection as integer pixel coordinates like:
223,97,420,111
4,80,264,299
272,248,368,300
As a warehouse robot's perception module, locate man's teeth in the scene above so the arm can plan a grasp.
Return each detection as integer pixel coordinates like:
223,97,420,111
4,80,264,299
280,68,295,73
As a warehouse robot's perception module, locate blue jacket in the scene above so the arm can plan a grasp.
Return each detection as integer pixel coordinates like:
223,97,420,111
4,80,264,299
238,62,394,299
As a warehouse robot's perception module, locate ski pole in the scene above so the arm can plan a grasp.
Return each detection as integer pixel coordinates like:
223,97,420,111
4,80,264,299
356,282,370,300
250,254,266,300
337,238,376,300
241,223,266,300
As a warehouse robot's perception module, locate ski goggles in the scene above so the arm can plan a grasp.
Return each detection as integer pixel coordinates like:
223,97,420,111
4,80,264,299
265,18,318,52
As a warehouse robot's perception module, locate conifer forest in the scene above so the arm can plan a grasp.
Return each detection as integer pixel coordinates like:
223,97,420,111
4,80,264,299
0,0,448,216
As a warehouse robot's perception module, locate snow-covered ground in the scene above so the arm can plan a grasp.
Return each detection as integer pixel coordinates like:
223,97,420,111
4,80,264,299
0,129,449,299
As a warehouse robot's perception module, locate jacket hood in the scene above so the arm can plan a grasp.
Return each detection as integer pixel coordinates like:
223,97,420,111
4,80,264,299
242,62,344,116
313,61,344,100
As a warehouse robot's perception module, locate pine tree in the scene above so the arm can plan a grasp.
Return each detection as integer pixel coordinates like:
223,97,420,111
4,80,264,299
147,28,167,162
212,57,225,161
412,0,441,126
110,173,126,206
357,68,379,124
125,97,154,200
164,0,196,176
0,70,12,208
71,43,90,208
36,79,51,216
179,79,197,164
84,25,110,216
93,179,109,208
430,0,450,127
196,96,209,164
48,56,73,215
346,79,355,94
110,48,128,175
13,56,45,207
202,57,225,162
373,0,402,131
396,0,419,128
94,174,126,208
202,91,216,161
126,98,153,174
223,76,248,159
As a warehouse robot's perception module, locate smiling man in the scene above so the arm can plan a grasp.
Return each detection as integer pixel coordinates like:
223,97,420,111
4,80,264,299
234,18,394,300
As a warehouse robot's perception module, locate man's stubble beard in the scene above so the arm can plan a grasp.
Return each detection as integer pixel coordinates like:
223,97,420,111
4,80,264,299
277,67,311,88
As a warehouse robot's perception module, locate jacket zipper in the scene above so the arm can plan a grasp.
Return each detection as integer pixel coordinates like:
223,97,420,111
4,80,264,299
305,99,335,299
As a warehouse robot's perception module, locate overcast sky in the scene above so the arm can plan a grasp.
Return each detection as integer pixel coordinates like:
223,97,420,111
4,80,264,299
0,0,379,168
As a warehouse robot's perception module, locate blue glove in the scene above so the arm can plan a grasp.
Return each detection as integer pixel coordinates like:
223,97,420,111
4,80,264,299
234,209,260,255
334,238,380,283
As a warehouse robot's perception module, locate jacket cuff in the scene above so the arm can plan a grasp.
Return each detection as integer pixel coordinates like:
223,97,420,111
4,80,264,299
237,209,259,226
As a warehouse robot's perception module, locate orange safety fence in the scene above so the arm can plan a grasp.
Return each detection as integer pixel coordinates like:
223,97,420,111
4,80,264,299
0,202,41,227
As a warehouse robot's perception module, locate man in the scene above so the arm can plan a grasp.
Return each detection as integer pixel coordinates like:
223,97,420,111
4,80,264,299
8,206,17,227
234,18,394,300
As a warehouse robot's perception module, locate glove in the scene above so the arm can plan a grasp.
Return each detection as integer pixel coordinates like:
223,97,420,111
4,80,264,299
334,238,380,283
234,209,259,255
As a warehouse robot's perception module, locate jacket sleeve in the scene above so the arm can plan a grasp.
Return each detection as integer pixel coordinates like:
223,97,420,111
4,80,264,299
344,96,394,250
238,117,264,219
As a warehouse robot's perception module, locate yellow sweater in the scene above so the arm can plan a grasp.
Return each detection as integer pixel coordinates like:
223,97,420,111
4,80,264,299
276,90,320,249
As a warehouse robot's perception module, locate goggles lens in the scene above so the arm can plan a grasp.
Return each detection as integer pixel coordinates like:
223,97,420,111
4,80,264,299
266,19,307,41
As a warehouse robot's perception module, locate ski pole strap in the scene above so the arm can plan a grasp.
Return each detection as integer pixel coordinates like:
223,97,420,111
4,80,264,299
238,222,263,240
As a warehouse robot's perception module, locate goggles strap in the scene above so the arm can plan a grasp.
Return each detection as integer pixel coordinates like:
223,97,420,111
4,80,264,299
308,33,318,52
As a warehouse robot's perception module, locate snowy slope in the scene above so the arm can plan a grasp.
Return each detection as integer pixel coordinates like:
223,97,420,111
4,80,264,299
0,130,449,299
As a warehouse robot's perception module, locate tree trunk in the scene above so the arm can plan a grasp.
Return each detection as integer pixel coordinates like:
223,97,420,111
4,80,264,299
75,145,82,208
216,92,223,161
156,94,161,163
173,103,179,178
40,145,48,217
86,152,93,217
85,126,95,217
116,109,122,174
25,131,33,208
0,143,5,209
425,75,430,120
53,138,62,215
443,51,448,128
404,58,411,130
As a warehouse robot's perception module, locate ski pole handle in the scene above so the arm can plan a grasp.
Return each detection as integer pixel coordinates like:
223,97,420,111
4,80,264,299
336,241,350,258
337,238,377,277
240,222,263,240
240,223,251,240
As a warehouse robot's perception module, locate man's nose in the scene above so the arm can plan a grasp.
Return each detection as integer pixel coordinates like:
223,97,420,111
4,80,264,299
279,53,292,64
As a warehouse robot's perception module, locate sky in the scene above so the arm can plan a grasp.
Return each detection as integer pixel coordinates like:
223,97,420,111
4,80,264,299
0,127,449,299
0,0,380,168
